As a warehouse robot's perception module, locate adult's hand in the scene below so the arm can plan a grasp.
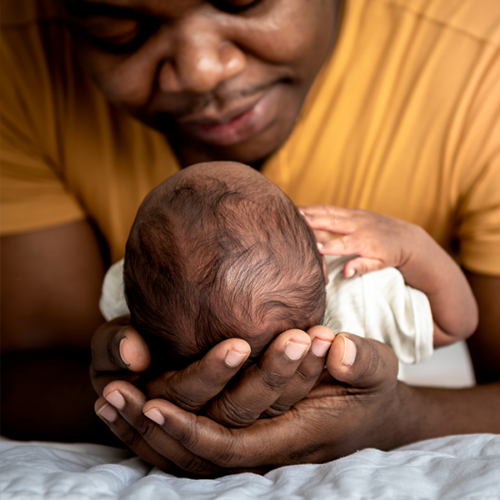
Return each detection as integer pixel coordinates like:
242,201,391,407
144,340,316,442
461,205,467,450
93,323,335,466
94,332,417,477
92,315,334,413
90,316,153,396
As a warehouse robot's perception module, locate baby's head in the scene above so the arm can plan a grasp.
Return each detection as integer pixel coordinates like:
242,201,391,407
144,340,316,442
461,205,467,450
124,162,326,364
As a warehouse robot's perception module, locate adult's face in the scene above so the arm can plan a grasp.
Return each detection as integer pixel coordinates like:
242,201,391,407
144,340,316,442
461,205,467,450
62,0,339,166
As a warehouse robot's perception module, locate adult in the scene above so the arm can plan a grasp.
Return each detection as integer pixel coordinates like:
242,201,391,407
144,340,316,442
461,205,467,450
1,0,500,474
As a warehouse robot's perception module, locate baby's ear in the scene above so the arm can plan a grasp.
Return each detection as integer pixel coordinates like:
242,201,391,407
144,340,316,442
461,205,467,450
322,256,329,285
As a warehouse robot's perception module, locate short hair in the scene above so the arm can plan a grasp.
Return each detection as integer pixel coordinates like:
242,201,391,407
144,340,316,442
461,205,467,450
124,164,325,362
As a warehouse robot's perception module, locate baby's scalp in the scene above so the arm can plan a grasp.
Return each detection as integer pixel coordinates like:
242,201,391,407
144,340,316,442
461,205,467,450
124,161,326,364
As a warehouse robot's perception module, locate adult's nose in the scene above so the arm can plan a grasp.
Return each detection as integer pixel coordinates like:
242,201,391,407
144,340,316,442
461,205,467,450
158,20,246,94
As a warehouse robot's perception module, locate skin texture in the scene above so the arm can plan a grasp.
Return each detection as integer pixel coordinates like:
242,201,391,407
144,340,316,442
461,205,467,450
62,0,338,167
2,0,500,473
300,206,479,347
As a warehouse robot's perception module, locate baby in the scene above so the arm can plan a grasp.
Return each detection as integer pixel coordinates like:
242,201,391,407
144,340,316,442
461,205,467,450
100,162,477,368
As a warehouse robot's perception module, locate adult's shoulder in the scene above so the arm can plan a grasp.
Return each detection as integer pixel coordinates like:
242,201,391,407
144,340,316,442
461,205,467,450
382,0,500,45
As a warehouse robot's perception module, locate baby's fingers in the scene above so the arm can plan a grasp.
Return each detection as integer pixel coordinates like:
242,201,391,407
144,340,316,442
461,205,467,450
316,234,361,256
301,211,357,235
344,257,385,277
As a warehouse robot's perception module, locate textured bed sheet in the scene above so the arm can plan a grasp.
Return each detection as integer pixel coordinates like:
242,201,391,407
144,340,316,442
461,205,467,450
1,434,500,500
1,342,498,499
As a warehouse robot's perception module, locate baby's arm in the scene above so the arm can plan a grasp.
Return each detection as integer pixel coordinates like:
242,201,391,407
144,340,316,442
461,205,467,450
301,206,478,347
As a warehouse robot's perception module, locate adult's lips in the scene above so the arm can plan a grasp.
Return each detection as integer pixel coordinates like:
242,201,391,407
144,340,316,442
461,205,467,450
175,85,279,147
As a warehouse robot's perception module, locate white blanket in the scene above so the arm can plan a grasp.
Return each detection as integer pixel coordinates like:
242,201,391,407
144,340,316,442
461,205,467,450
1,434,500,499
1,343,498,499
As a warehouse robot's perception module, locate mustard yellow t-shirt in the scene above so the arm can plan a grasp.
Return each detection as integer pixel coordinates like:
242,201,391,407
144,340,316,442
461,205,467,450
1,0,500,274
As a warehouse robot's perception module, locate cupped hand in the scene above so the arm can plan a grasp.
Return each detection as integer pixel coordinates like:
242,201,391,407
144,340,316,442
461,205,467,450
95,332,415,477
299,205,420,277
90,315,254,412
93,325,335,472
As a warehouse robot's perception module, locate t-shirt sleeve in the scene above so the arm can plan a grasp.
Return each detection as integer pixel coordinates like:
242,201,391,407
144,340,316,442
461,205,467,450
454,46,500,276
0,22,85,235
99,259,130,321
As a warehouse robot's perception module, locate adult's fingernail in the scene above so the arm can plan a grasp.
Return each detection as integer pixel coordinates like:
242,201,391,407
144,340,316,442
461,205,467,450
311,339,332,357
97,403,118,423
105,390,126,410
342,337,357,366
285,341,309,361
144,408,165,426
225,349,248,367
119,337,132,367
345,268,355,278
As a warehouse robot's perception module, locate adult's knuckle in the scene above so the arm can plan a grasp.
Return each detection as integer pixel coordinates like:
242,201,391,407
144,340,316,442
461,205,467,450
265,402,291,417
119,426,145,450
167,385,204,412
180,454,212,476
260,369,290,393
210,436,240,468
135,417,158,441
209,395,257,427
295,366,320,386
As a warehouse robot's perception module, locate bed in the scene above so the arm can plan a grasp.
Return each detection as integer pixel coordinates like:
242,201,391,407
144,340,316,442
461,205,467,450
2,342,499,500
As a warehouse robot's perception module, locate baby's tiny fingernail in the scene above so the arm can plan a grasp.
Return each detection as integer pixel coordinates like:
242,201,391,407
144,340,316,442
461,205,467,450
342,337,357,366
311,339,332,357
97,403,118,423
345,268,355,278
225,349,247,367
144,408,165,426
285,341,309,361
317,242,324,249
105,390,126,410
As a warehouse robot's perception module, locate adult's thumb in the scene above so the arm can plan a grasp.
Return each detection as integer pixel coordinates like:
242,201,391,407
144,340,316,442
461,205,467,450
325,333,399,389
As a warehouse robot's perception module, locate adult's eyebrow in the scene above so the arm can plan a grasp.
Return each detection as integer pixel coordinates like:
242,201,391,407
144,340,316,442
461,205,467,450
65,0,143,19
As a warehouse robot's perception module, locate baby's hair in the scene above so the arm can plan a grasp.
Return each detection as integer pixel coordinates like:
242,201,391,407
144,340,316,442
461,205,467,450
124,165,326,361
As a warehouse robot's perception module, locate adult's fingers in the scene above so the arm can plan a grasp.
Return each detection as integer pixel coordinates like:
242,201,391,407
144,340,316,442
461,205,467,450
96,381,226,477
90,317,151,395
91,317,151,373
204,329,312,427
325,332,399,388
263,325,334,417
145,338,251,412
95,393,174,472
141,333,404,471
143,398,301,469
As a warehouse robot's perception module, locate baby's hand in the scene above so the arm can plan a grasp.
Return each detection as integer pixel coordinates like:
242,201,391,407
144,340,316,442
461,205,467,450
300,206,419,278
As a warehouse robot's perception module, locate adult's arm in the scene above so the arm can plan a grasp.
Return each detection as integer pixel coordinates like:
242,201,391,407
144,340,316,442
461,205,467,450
465,271,500,384
0,220,116,443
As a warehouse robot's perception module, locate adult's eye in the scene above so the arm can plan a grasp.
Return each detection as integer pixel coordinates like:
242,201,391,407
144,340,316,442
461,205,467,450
78,16,158,54
212,0,262,14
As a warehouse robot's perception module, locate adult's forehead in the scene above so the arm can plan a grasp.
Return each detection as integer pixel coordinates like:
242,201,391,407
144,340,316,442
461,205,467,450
64,0,238,17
